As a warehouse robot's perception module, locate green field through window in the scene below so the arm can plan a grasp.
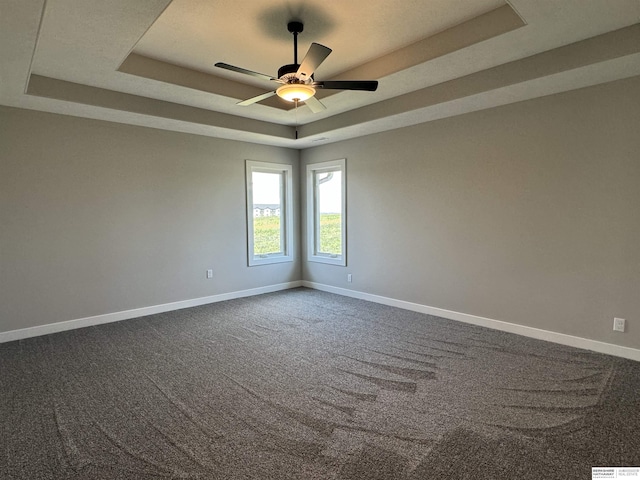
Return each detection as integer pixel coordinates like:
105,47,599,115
318,213,342,254
253,214,341,255
253,216,282,255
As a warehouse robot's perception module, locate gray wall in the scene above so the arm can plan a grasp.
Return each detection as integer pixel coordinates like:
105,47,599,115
0,107,300,333
2,76,639,349
301,76,640,349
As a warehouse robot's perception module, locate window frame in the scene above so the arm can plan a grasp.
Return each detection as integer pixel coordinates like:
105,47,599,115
306,158,347,266
246,160,294,266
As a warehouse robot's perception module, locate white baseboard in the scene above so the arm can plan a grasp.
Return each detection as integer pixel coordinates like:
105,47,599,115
302,281,640,362
4,280,638,362
0,281,302,344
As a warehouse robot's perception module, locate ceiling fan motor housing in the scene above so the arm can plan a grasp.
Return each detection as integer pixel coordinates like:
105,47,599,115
278,63,302,81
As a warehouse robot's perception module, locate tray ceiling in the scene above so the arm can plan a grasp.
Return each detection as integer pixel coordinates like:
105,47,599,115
1,0,639,148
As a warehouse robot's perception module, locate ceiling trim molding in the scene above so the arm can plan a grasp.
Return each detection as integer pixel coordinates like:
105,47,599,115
5,1,638,150
23,23,640,149
299,24,640,139
26,74,295,140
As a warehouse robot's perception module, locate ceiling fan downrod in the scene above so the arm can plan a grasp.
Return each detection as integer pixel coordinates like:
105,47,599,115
288,21,303,66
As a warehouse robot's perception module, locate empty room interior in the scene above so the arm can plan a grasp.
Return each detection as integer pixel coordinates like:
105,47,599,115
1,1,640,479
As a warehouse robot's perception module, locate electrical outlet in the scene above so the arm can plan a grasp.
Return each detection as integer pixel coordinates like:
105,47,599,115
206,269,213,279
347,274,352,283
613,317,625,332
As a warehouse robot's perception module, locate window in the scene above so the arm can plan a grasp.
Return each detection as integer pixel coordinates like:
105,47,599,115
246,160,293,266
307,159,346,266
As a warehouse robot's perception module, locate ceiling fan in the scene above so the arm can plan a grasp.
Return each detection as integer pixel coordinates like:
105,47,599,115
215,21,378,113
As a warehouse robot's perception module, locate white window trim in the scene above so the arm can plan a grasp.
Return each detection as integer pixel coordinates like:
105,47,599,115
246,160,294,266
306,158,346,266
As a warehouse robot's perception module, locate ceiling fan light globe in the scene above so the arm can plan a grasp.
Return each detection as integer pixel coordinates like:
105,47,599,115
276,84,315,102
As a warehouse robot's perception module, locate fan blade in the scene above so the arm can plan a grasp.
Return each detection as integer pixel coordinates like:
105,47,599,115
295,43,332,81
237,90,277,106
305,95,326,113
315,80,378,91
215,62,275,82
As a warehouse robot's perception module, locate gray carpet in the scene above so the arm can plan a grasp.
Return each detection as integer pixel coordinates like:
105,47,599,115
1,288,639,479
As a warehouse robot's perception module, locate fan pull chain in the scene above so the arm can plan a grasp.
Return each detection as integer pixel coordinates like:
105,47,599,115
295,99,299,139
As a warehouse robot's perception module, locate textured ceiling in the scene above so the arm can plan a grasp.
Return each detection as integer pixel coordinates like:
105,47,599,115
134,0,503,82
1,0,639,149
